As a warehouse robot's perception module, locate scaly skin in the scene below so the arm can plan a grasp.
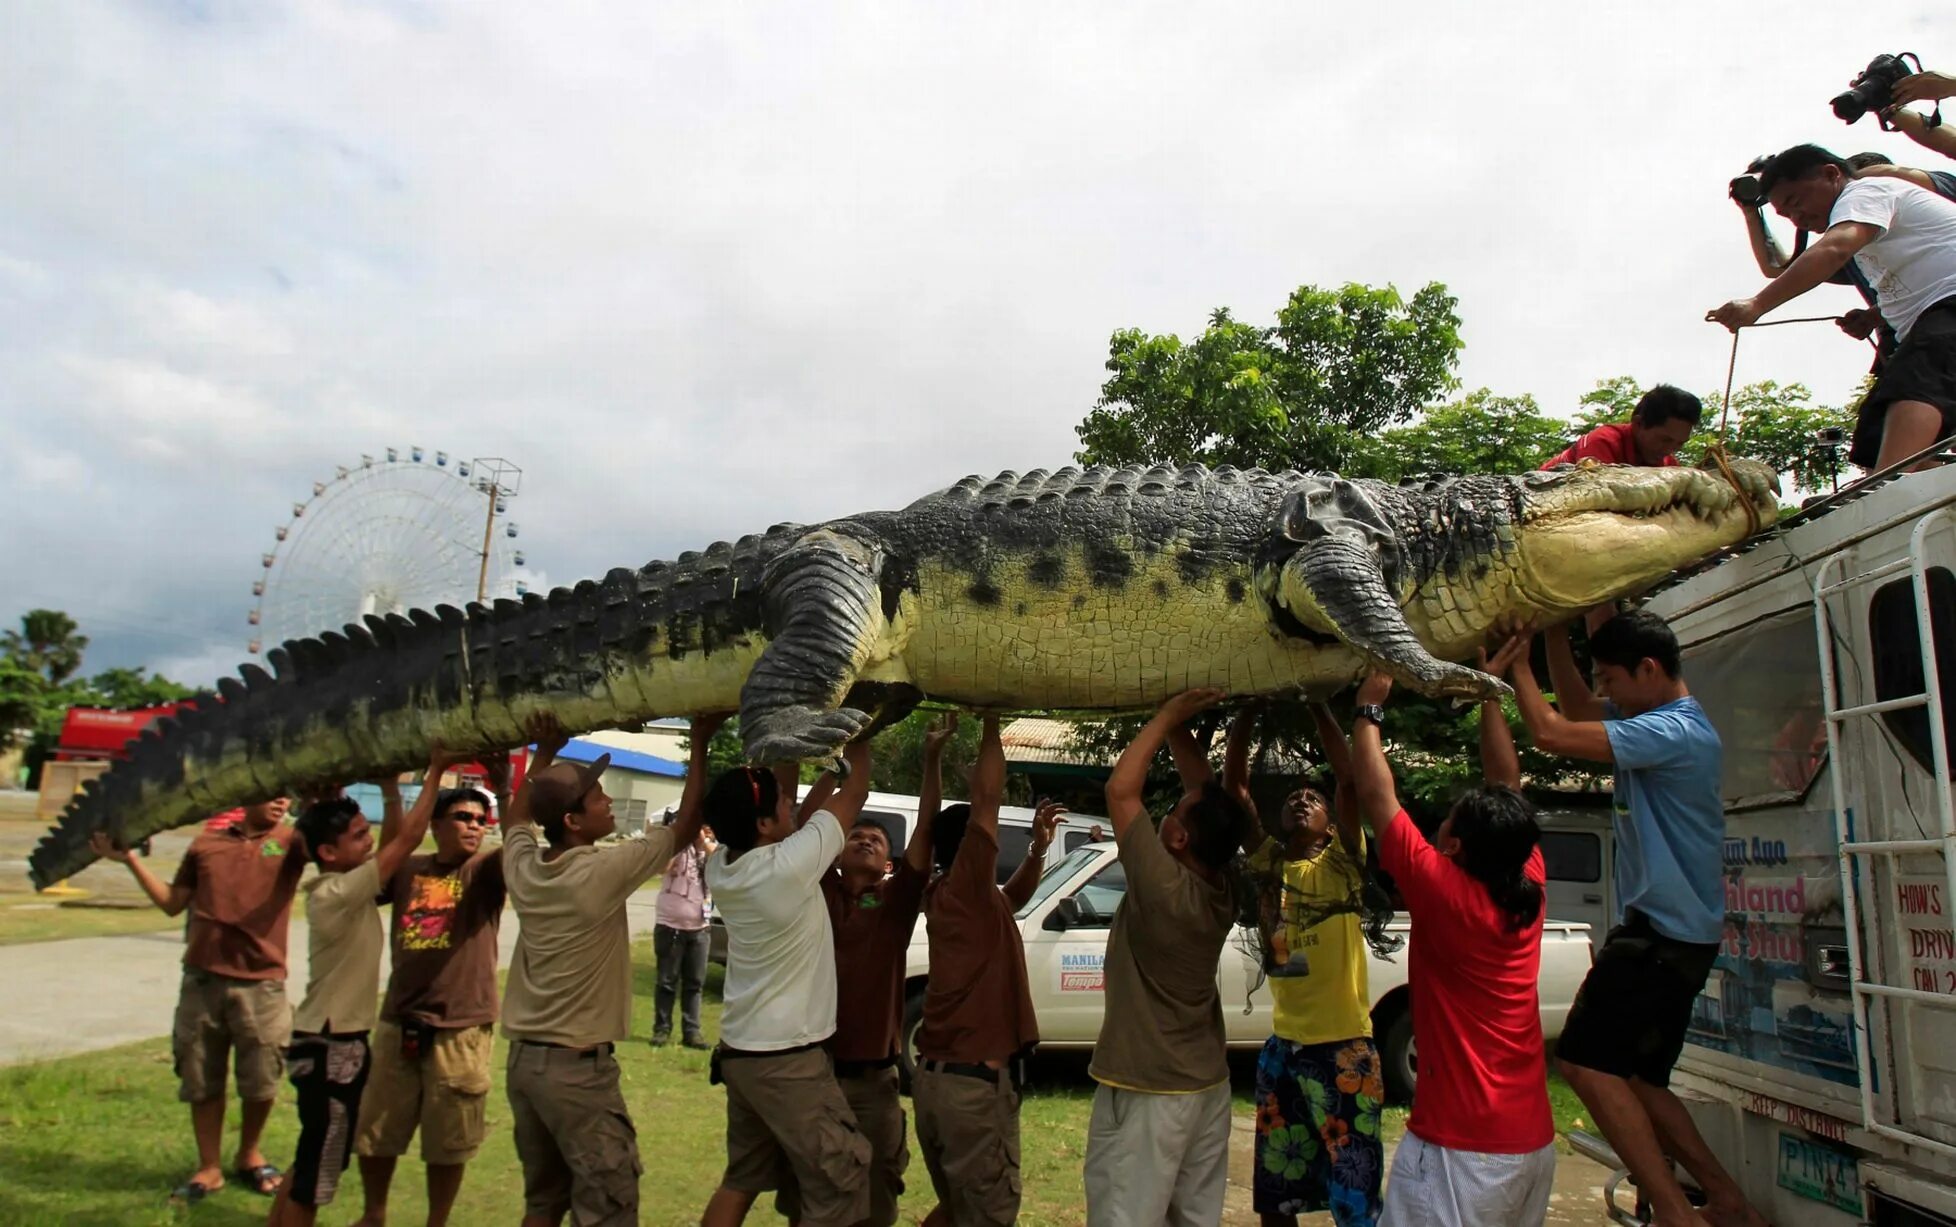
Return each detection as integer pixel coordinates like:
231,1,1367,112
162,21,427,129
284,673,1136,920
29,458,1776,888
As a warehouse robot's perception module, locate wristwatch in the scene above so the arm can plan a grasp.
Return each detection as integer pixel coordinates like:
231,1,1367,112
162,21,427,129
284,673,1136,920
1354,704,1387,726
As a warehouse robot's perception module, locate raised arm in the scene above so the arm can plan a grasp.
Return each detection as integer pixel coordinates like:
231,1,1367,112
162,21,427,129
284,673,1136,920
1885,100,1956,159
1003,797,1066,910
665,712,729,852
1543,624,1605,722
1221,706,1257,807
1478,644,1525,790
1164,724,1215,793
1501,634,1615,764
1348,673,1403,832
378,746,467,881
1103,689,1227,839
88,832,191,916
908,713,959,875
820,739,873,835
969,714,1005,838
375,774,406,849
1737,199,1794,278
1308,703,1363,853
504,713,570,833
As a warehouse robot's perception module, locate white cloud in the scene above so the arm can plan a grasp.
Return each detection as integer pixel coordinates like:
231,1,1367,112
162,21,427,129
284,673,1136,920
1,0,1945,686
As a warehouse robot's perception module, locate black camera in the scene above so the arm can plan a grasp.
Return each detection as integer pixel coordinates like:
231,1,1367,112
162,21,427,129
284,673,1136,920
1832,52,1920,124
1729,154,1774,208
1816,426,1846,448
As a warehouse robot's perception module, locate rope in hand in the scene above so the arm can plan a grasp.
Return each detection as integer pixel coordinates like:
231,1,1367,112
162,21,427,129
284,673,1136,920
1706,312,1856,538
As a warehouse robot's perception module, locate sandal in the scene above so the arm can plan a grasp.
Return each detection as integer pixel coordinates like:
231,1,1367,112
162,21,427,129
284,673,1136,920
233,1164,282,1196
169,1178,220,1204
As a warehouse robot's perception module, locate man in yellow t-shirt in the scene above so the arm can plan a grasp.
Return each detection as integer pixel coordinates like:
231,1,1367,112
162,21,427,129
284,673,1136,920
1248,707,1385,1227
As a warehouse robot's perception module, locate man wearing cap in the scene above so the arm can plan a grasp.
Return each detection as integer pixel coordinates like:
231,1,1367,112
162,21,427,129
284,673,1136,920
501,712,718,1227
352,779,508,1227
699,739,877,1227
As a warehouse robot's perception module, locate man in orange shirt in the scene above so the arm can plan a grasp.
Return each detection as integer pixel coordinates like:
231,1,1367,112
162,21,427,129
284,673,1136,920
1542,386,1703,469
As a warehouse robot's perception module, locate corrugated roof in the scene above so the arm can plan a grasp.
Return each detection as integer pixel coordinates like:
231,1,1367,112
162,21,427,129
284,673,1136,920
557,737,686,778
1001,717,1105,765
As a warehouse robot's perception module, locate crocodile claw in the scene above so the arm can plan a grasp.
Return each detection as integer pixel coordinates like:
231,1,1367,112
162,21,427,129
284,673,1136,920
742,704,875,766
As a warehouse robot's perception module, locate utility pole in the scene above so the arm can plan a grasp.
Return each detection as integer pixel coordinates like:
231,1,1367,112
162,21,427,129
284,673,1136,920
469,457,523,602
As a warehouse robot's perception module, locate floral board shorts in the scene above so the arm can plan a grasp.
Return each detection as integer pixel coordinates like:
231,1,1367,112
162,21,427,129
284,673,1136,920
1252,1035,1384,1225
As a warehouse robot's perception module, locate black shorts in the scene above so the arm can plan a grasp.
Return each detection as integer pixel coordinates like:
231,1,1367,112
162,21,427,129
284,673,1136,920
284,1032,371,1207
1849,298,1956,468
1555,913,1719,1088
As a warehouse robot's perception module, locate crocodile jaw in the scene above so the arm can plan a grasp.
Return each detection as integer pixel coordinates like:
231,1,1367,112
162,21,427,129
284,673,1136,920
1512,460,1779,611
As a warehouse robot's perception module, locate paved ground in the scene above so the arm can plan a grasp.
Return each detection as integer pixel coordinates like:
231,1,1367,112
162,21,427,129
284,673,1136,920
0,893,667,1064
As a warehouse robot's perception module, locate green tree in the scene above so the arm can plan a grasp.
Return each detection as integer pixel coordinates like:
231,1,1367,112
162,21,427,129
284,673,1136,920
1364,389,1570,481
2,609,89,686
1075,283,1464,476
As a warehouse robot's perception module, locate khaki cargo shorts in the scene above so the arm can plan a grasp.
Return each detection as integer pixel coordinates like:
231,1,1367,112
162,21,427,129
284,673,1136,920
353,1021,495,1164
720,1045,870,1227
506,1041,642,1227
778,1065,909,1227
913,1061,1023,1227
172,968,292,1104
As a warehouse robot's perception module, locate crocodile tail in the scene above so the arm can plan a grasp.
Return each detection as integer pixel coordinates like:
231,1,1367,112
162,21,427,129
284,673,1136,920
27,553,769,889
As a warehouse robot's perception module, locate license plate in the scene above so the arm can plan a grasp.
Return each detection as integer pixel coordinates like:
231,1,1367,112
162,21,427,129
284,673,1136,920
1776,1132,1860,1214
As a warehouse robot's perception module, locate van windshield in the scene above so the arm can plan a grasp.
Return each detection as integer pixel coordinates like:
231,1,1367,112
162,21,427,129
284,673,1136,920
1014,845,1104,919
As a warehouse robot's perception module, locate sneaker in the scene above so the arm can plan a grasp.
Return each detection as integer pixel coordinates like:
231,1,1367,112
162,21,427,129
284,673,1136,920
650,1031,671,1047
681,1035,711,1050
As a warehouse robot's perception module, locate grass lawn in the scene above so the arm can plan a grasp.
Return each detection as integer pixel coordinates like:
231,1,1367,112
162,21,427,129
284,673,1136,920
0,897,181,946
0,940,1588,1226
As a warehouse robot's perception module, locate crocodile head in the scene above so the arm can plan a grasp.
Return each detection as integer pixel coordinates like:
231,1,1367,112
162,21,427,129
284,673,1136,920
1262,459,1780,700
1507,459,1780,608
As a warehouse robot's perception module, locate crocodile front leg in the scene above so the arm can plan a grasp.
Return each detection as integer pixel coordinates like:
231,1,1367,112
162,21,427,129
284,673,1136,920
739,527,888,764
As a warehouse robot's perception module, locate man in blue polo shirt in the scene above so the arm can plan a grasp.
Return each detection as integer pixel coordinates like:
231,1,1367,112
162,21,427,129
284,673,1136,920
1497,610,1767,1227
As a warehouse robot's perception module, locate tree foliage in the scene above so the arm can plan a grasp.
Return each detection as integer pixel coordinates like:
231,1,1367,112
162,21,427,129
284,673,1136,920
2,609,89,686
1075,283,1464,476
0,612,194,784
1362,389,1570,483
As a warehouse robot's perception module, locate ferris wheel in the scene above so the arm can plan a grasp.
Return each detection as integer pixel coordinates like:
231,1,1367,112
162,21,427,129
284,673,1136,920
249,448,531,656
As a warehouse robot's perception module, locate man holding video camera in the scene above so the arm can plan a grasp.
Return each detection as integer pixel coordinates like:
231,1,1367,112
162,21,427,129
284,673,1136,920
1710,143,1956,472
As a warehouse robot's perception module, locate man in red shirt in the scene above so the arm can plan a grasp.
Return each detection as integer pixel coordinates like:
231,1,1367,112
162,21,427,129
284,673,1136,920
1345,658,1558,1226
1542,385,1703,469
92,796,309,1204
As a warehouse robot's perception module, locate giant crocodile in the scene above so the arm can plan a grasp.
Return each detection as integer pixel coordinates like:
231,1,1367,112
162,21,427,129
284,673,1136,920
30,458,1776,887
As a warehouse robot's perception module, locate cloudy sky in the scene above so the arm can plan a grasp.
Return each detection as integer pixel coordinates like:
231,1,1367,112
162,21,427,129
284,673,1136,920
2,1,1946,688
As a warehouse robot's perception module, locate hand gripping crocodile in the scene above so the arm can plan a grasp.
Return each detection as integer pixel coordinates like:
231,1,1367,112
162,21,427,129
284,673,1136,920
30,459,1776,887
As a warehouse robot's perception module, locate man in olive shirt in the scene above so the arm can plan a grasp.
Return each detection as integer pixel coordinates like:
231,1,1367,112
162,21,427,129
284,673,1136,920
501,714,714,1227
1086,690,1251,1227
92,796,307,1203
269,755,446,1226
913,715,1044,1227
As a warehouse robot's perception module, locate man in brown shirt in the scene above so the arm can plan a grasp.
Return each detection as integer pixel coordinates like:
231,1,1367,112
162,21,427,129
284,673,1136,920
913,714,1044,1227
1085,690,1252,1227
353,785,507,1227
91,796,307,1203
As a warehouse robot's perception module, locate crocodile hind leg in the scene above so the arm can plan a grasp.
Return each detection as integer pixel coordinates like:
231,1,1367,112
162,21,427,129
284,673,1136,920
739,527,892,765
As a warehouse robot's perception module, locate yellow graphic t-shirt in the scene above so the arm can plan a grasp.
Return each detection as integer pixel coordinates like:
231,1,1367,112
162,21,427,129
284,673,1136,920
1268,832,1372,1044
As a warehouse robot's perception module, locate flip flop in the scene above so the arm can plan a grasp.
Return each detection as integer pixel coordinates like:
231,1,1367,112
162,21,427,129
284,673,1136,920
233,1164,282,1196
169,1178,219,1204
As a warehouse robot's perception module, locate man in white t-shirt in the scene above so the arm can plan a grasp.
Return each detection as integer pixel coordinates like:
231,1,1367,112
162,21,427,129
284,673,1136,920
1710,142,1956,472
499,713,717,1227
698,739,874,1227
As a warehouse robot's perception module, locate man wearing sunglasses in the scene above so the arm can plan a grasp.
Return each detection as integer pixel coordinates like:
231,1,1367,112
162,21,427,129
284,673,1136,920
352,783,509,1227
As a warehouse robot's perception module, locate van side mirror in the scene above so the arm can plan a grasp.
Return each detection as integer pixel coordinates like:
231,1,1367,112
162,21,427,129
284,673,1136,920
1045,896,1084,931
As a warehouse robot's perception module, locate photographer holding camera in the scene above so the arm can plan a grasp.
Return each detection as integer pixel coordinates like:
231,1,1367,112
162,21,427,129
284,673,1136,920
1710,143,1956,473
1833,52,1956,165
1731,156,1890,354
